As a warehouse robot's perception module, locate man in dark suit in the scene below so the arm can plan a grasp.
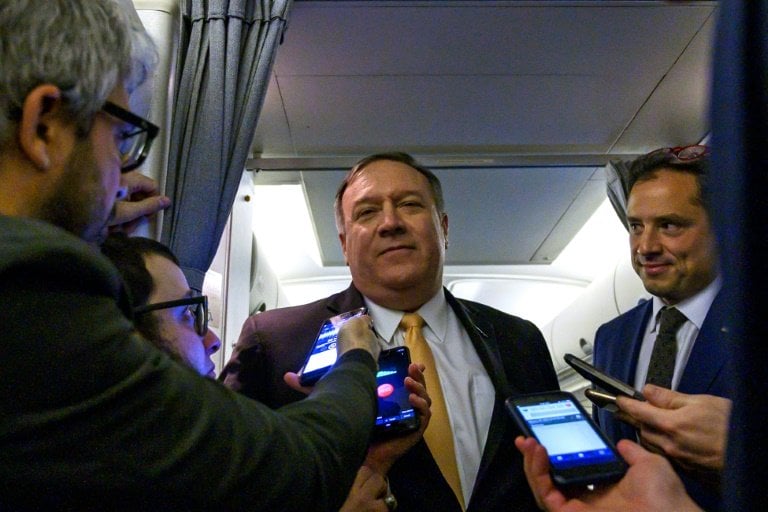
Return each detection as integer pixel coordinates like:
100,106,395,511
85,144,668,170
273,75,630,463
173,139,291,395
221,152,559,512
592,145,733,511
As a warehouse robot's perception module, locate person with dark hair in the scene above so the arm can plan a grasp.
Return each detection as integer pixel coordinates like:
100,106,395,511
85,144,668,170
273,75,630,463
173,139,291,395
102,234,222,377
221,151,559,512
592,145,733,511
0,1,382,509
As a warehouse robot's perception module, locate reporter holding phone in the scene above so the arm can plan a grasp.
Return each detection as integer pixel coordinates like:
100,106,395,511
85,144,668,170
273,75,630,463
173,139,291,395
514,436,702,512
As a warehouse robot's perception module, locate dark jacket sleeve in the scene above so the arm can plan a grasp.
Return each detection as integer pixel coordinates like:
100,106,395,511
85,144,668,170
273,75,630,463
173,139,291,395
0,219,377,511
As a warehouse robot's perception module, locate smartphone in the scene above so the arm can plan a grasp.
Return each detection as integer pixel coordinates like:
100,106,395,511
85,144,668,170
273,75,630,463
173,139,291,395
298,307,368,386
374,346,420,438
564,353,645,401
505,391,628,489
583,388,619,412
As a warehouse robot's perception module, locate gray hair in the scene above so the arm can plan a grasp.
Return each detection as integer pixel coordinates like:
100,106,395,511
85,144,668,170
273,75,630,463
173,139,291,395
0,0,157,146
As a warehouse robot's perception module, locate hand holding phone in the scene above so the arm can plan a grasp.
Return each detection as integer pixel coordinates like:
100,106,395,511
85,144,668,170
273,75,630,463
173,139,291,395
373,346,420,438
506,391,627,489
298,307,368,386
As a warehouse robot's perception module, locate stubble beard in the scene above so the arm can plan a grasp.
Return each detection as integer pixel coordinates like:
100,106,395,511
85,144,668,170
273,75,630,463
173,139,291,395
38,138,112,244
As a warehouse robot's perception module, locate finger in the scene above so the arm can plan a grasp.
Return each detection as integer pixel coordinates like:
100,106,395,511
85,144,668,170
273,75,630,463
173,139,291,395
614,409,640,428
283,372,314,395
616,395,667,428
357,467,388,498
641,384,688,409
110,196,171,226
515,436,566,510
615,439,652,464
406,363,427,386
403,374,427,400
120,170,160,195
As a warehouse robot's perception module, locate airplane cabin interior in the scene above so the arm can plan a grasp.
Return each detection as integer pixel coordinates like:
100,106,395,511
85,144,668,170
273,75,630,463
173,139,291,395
131,0,716,398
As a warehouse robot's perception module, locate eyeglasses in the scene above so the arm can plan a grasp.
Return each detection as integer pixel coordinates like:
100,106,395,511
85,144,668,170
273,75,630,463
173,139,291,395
134,295,210,337
101,101,159,173
647,144,710,162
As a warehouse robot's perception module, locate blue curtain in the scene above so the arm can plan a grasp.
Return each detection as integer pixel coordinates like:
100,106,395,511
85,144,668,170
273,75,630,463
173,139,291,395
161,0,292,289
710,1,768,509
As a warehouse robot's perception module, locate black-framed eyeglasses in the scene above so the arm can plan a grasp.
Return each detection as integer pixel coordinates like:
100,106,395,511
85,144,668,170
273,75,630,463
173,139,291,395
101,101,159,173
134,295,210,337
648,144,710,163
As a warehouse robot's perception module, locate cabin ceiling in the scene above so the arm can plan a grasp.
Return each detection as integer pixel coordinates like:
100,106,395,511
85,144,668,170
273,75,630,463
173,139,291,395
247,0,716,271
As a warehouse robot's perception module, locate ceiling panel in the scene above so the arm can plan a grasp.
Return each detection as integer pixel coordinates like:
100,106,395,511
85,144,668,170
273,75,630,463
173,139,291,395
301,165,602,266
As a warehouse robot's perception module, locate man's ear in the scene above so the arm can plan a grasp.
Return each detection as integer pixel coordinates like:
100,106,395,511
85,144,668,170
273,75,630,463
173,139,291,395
338,232,349,265
18,84,66,171
441,212,449,249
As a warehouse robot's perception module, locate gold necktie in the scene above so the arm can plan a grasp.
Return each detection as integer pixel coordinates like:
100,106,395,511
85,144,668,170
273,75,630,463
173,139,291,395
400,313,465,510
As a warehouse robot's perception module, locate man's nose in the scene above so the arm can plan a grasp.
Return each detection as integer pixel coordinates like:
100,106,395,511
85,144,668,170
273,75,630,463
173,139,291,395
204,329,222,355
635,229,661,256
378,204,405,235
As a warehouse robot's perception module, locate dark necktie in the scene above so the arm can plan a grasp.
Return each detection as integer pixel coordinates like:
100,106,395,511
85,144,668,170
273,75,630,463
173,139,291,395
645,307,688,388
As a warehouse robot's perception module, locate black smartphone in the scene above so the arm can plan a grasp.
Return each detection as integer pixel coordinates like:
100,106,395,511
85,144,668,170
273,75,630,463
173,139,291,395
374,346,420,439
505,391,628,489
583,388,619,412
298,307,368,386
564,353,645,401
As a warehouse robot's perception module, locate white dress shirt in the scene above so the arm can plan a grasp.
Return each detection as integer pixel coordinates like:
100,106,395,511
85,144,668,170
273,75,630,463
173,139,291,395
364,291,495,502
633,276,722,391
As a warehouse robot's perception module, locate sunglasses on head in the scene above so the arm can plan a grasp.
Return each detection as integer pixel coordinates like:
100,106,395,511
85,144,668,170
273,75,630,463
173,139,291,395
647,144,709,163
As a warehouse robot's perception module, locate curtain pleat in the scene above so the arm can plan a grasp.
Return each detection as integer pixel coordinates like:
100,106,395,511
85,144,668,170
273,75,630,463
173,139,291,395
162,0,292,289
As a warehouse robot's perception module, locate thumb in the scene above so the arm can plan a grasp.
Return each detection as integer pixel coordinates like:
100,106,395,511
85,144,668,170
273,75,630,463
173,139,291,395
616,439,652,465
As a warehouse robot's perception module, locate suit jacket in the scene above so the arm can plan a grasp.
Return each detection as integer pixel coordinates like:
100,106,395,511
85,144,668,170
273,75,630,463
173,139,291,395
221,283,559,512
0,216,378,511
593,291,734,511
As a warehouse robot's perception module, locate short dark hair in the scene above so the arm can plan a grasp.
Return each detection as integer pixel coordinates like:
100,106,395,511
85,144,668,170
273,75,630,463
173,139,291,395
627,146,710,210
101,233,180,344
333,152,445,233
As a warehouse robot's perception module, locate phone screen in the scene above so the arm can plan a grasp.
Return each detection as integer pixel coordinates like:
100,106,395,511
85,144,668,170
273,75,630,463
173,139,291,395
374,346,420,438
299,307,367,386
506,392,627,488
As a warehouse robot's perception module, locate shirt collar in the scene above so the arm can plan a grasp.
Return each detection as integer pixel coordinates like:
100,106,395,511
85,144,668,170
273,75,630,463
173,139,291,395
363,288,448,344
650,275,722,331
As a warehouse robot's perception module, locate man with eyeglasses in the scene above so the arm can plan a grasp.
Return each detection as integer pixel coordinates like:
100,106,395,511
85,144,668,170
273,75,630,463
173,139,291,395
102,234,221,378
0,1,382,510
589,145,733,511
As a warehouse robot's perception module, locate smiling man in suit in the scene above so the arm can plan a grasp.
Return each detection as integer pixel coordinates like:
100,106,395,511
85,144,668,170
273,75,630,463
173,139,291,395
593,145,733,511
221,152,559,512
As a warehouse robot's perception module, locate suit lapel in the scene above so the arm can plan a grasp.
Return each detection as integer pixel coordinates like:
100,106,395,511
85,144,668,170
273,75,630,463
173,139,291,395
324,283,366,316
617,302,653,385
443,289,510,507
678,291,730,394
444,289,512,396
